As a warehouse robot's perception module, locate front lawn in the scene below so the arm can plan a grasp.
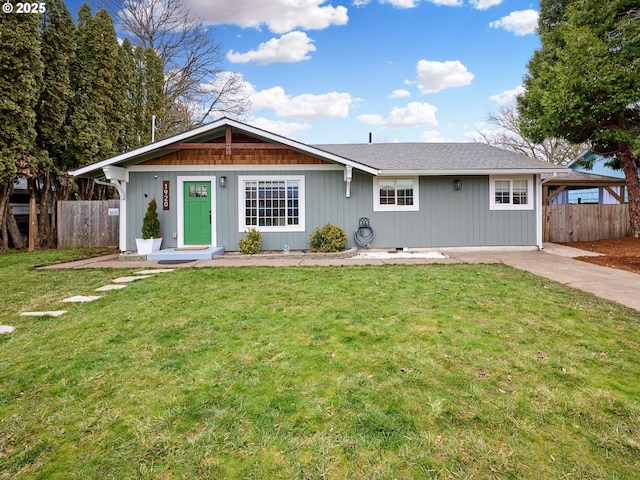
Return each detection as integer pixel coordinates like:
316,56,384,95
1,250,639,478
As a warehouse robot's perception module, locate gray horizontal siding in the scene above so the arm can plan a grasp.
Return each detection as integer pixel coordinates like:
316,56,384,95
127,170,538,251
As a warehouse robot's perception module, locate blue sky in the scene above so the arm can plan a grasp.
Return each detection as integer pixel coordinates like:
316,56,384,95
73,0,541,144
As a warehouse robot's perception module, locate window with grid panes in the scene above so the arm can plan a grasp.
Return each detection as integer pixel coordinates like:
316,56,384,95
239,176,304,232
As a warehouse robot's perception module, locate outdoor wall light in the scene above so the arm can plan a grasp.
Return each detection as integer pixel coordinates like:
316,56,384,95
219,176,227,187
454,179,462,191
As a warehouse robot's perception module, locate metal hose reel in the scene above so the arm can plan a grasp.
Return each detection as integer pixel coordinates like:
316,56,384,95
354,217,375,247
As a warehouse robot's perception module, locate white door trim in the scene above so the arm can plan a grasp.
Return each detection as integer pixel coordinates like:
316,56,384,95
177,176,216,248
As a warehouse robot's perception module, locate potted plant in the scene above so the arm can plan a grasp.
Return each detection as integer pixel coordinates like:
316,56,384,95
136,198,162,254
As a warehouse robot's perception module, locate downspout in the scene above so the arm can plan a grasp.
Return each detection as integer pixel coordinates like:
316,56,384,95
344,166,353,198
536,174,543,250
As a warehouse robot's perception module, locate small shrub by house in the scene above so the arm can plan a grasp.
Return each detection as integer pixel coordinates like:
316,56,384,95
309,223,347,253
238,228,262,254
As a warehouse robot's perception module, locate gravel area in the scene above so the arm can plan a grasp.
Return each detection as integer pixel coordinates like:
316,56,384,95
354,250,447,259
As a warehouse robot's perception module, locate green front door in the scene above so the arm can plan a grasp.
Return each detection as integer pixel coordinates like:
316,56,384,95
184,181,212,245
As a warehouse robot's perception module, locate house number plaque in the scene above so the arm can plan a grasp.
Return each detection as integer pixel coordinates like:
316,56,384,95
162,181,170,210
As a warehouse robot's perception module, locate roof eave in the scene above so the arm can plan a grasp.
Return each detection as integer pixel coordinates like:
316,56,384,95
377,168,568,176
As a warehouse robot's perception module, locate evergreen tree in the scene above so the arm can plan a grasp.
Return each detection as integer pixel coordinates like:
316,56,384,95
65,4,120,199
519,0,640,237
64,3,99,171
91,9,119,159
33,0,76,246
131,45,147,145
36,0,75,158
114,38,138,153
0,4,43,248
143,46,166,142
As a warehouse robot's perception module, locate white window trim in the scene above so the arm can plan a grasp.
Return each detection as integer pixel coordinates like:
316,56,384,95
238,175,305,233
373,177,419,212
489,175,534,211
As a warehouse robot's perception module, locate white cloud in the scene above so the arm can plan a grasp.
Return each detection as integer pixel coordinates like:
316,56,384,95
431,0,464,5
389,89,411,99
489,86,525,108
248,117,312,137
420,130,447,142
382,0,463,6
227,32,316,65
489,9,539,36
381,0,420,7
411,60,475,95
469,0,502,10
185,0,348,34
387,102,438,127
357,114,386,125
359,102,438,128
248,86,354,121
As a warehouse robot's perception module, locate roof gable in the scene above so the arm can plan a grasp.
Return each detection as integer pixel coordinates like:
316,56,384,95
71,117,377,178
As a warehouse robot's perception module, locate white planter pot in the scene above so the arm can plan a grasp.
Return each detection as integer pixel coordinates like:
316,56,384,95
135,237,163,255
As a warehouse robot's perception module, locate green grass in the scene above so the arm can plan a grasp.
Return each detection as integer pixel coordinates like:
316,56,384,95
1,249,639,479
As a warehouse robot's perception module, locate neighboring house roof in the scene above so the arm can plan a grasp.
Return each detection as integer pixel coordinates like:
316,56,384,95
542,170,627,187
315,143,565,175
71,117,567,178
567,150,637,181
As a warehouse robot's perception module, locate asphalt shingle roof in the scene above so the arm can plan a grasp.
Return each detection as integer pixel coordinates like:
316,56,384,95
313,143,565,173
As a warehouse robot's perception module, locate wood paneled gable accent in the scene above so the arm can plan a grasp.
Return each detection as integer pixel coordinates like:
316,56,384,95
142,125,332,166
141,149,331,166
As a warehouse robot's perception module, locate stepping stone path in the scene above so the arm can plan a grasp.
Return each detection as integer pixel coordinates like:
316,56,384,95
20,311,67,317
96,284,127,292
135,269,176,275
112,275,152,283
62,295,102,303
18,269,175,322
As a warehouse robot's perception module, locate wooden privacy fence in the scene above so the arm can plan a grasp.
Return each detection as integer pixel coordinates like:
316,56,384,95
543,204,629,243
57,200,120,248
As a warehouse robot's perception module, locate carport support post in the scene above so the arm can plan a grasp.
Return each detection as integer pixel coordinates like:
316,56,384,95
103,166,129,251
536,174,543,249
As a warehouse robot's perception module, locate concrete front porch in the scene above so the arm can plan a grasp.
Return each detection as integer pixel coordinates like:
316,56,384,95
146,246,225,261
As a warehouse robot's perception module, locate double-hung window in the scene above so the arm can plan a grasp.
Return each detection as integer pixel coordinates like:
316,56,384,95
373,177,419,211
489,176,534,210
238,176,305,232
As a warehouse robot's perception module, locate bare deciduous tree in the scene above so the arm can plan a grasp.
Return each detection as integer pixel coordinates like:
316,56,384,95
474,106,588,166
103,0,249,135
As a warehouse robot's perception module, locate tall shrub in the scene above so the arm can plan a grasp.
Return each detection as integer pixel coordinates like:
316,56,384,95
141,198,160,239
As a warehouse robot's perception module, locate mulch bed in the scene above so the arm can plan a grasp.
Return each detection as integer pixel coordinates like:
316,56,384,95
562,237,640,274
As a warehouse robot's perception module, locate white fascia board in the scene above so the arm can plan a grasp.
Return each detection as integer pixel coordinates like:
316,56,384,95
378,168,568,176
128,164,345,172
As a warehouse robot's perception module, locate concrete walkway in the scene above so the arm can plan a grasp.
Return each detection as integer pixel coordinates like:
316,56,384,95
39,243,640,311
